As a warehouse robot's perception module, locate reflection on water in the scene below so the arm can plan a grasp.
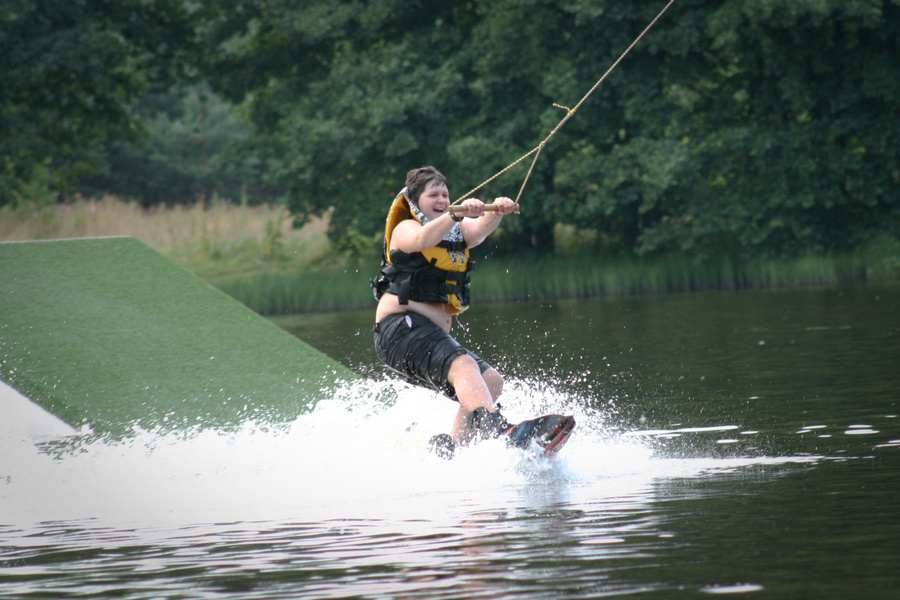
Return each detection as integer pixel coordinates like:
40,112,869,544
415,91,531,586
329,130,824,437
2,284,900,599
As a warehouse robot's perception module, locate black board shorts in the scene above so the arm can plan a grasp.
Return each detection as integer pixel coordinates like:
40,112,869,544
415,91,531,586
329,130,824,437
373,311,491,401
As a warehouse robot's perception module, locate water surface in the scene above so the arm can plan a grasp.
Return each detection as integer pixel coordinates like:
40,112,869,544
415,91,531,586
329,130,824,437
2,284,898,599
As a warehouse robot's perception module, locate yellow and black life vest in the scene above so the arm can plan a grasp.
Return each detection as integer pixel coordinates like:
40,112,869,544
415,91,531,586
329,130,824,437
371,188,474,314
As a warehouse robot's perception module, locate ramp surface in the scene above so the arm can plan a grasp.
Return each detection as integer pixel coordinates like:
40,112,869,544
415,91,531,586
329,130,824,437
0,237,354,436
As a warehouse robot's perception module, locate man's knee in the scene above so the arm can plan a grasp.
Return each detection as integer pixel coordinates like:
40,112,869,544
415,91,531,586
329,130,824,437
483,367,504,398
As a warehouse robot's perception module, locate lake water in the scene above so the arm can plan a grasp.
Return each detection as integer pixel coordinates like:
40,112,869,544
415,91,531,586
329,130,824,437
3,284,899,599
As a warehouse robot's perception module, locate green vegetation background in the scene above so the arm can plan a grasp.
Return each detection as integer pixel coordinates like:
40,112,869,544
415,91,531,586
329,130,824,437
3,1,899,311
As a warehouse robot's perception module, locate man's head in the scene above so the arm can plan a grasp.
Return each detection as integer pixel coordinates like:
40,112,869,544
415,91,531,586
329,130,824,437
405,166,448,205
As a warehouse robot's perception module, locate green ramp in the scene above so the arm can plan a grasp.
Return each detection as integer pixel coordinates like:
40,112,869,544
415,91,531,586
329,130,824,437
0,237,355,437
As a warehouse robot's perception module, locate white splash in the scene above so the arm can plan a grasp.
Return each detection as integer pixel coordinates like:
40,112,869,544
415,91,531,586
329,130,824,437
1,376,820,528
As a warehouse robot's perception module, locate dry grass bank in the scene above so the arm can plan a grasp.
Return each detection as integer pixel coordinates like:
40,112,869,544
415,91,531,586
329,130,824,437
0,196,334,279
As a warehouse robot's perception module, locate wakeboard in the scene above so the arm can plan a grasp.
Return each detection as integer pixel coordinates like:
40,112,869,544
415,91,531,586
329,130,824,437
507,413,576,454
428,414,576,460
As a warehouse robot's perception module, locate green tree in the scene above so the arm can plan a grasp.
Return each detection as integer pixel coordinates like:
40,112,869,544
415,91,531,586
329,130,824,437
557,0,900,258
0,0,196,206
82,84,279,206
200,0,618,253
198,1,710,255
202,0,900,259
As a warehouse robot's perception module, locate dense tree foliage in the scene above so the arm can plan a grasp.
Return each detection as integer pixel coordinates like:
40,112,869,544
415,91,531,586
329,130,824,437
199,0,900,259
556,0,900,259
0,0,196,206
82,85,279,206
4,0,898,260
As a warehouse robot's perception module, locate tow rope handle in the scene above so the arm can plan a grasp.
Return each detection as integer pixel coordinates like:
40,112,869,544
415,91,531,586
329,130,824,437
449,203,520,217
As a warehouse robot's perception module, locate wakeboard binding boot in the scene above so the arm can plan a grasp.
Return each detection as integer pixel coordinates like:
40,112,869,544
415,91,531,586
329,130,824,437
467,407,576,454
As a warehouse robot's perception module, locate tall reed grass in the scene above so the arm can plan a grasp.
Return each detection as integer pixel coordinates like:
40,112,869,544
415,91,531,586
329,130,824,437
471,246,900,304
3,196,898,314
218,245,900,315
